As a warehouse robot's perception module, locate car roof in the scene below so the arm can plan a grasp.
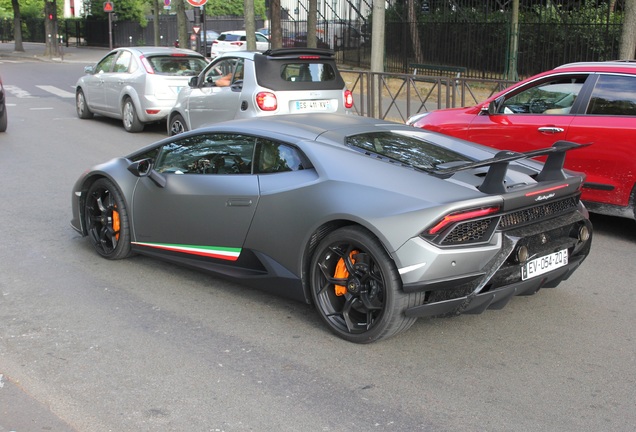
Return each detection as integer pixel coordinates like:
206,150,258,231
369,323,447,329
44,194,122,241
191,114,402,143
554,60,636,72
119,46,205,58
215,47,336,61
220,30,266,36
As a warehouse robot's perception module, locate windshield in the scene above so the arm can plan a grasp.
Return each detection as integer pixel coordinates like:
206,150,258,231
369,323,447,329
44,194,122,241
346,131,471,170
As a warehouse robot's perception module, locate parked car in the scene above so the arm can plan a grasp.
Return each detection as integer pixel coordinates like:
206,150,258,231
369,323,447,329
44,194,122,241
0,74,7,132
71,114,592,343
407,61,636,220
292,32,331,50
210,31,270,58
258,27,295,47
190,29,220,56
167,48,354,135
75,47,208,133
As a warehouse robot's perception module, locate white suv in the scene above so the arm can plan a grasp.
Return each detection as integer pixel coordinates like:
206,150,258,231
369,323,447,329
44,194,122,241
168,48,354,135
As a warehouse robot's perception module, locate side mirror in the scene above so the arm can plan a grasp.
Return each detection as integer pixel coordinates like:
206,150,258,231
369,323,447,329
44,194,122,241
127,158,167,188
84,65,95,74
487,96,505,115
189,76,199,88
127,158,152,177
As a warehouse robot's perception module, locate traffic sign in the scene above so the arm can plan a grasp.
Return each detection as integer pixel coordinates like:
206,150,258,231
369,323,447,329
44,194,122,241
103,1,114,13
192,26,200,35
186,0,208,6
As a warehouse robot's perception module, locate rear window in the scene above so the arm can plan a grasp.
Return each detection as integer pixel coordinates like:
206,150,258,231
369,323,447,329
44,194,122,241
218,34,243,42
346,131,471,170
254,54,346,90
147,55,207,76
280,63,336,82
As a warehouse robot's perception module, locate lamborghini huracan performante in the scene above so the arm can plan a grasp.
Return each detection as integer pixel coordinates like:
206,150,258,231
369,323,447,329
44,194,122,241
70,114,592,343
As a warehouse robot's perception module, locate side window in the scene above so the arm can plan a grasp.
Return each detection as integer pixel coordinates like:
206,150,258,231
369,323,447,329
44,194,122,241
500,76,587,114
204,58,239,87
95,52,118,74
113,51,131,73
587,75,636,116
154,134,255,175
255,140,306,174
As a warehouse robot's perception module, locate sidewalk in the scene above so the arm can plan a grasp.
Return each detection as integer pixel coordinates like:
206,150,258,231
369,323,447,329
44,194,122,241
0,41,106,64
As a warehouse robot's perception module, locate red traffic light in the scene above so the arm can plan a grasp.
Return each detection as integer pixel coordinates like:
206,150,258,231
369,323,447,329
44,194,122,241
48,13,54,20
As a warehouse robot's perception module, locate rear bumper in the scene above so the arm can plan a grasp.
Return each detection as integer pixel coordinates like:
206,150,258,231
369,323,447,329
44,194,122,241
401,210,592,318
404,253,586,318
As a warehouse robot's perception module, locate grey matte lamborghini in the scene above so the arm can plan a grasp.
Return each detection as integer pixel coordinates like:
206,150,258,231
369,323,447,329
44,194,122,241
71,114,592,343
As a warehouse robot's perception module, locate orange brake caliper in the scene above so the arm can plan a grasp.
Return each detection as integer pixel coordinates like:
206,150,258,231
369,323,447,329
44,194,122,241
333,251,357,296
112,205,120,240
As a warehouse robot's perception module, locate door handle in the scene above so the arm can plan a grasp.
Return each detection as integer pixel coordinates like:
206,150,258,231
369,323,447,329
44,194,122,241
538,126,565,134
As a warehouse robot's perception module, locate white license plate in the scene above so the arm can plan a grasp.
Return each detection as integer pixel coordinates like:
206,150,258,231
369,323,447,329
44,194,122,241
295,100,331,111
521,249,568,280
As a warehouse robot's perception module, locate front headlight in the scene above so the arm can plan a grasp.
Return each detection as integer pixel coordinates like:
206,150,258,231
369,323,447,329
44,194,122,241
405,112,430,126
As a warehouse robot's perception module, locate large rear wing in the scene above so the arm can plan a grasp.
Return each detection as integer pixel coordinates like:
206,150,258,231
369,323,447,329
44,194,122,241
433,141,590,194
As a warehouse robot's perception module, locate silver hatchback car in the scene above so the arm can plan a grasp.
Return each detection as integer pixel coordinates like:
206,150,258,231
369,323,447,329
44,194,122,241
75,47,208,132
168,48,354,135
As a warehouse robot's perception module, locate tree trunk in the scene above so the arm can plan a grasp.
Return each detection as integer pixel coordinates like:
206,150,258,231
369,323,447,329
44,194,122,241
153,0,160,46
44,0,58,57
307,0,317,48
619,0,636,59
407,0,424,63
176,0,188,51
11,0,23,52
244,0,256,51
270,0,282,49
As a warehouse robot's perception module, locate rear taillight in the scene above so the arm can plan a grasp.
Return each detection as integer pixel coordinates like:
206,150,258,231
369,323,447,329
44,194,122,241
231,42,245,46
139,55,155,74
256,92,277,111
426,206,500,236
344,89,354,109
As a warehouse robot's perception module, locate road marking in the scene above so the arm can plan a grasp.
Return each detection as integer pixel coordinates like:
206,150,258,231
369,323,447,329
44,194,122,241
37,85,75,98
4,85,35,98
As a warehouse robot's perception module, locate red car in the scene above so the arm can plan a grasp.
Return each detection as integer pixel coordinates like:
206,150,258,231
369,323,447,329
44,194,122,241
407,61,636,220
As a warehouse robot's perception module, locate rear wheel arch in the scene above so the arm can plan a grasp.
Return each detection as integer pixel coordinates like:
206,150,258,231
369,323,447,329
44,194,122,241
301,220,394,303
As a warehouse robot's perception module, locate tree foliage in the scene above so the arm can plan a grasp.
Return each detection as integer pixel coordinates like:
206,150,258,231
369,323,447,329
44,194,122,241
202,0,266,18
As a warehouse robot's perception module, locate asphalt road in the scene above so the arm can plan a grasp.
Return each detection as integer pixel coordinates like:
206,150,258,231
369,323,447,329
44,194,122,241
1,54,635,432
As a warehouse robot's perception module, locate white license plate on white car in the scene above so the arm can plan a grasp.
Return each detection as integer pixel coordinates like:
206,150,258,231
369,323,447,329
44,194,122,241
521,249,568,280
295,100,331,111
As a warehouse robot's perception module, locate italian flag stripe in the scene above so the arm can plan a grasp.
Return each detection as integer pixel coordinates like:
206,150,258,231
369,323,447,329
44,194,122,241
132,242,241,261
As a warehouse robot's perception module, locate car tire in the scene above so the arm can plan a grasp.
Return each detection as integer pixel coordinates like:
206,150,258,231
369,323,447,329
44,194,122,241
84,178,132,260
122,97,144,133
309,226,423,343
168,114,188,136
76,89,94,119
0,104,7,132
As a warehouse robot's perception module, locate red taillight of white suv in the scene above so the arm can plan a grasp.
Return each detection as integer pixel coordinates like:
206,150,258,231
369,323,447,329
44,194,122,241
256,92,277,111
344,89,354,109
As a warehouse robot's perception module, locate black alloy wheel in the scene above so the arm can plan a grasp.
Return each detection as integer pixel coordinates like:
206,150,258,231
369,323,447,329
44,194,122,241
84,178,131,260
310,226,422,343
